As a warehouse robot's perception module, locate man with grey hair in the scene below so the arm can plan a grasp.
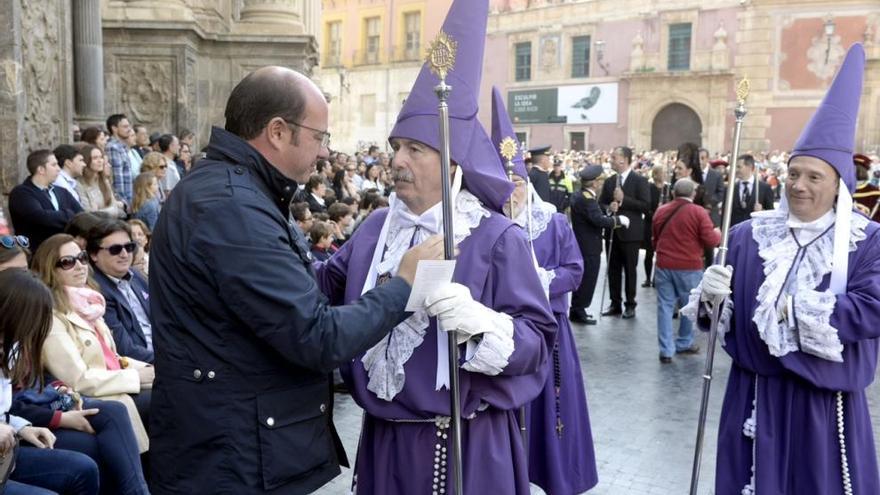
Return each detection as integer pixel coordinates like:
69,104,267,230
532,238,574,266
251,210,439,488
651,178,720,363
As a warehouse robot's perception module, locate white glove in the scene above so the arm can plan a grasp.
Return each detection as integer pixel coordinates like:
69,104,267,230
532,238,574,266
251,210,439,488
701,264,733,303
617,215,630,229
425,283,511,345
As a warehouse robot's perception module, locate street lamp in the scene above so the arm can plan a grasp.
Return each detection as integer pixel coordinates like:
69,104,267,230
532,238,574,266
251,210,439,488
824,16,835,64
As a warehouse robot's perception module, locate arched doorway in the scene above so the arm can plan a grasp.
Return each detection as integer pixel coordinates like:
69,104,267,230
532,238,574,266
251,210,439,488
651,103,702,151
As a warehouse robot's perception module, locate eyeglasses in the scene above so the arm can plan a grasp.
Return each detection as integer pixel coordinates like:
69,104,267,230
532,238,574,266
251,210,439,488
0,236,29,249
98,242,137,256
285,121,331,148
56,251,89,271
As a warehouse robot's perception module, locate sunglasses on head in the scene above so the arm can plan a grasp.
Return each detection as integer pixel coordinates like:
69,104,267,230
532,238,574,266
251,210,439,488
98,242,137,256
0,235,29,249
56,251,89,271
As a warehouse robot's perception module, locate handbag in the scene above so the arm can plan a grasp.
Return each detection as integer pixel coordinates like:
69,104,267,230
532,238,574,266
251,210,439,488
13,387,77,412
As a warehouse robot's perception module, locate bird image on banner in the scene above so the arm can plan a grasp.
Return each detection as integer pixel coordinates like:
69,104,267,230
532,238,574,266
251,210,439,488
572,86,601,120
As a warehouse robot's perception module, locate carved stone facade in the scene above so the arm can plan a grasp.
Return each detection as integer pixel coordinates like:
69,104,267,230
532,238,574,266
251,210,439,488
0,0,319,205
102,0,319,152
0,1,73,200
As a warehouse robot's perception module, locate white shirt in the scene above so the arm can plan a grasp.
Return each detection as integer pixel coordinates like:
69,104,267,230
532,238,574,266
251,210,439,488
53,169,81,203
787,209,835,245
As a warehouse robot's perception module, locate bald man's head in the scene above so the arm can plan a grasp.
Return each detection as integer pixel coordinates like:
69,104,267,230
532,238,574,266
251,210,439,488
225,66,324,140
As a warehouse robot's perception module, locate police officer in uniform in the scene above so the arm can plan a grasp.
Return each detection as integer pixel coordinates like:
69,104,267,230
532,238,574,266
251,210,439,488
569,165,627,324
528,145,552,202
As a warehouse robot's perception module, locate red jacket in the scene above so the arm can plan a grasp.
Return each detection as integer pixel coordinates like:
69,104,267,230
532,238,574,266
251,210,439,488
652,198,721,270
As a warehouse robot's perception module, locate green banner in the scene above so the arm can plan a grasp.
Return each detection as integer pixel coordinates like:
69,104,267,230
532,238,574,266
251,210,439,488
508,89,559,124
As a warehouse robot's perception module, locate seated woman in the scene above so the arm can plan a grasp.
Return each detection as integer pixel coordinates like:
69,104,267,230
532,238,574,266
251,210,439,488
130,173,161,231
31,234,153,454
0,269,100,495
127,219,151,278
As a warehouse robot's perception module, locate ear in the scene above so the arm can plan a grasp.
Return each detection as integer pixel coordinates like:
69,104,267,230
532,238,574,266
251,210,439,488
265,117,295,151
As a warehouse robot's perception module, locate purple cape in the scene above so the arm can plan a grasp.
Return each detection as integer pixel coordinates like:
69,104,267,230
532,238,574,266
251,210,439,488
712,219,880,494
525,213,599,494
317,206,557,494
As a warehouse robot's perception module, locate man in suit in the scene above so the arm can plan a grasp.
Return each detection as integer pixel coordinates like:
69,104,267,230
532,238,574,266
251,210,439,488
699,148,726,226
570,165,627,324
599,146,650,319
8,150,83,252
529,145,552,202
699,148,726,267
730,154,774,227
87,219,155,364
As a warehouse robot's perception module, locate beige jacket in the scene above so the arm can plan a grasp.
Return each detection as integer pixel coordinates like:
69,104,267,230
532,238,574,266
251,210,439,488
43,311,150,452
75,179,125,218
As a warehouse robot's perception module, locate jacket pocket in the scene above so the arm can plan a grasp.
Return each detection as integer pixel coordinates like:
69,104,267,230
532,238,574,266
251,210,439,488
256,381,334,490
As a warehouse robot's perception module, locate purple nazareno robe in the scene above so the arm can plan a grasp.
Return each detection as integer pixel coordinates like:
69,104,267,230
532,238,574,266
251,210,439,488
317,207,557,495
526,213,599,494
712,218,880,494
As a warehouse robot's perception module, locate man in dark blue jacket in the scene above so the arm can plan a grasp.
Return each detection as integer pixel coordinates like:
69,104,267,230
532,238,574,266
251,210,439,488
86,219,155,364
9,150,83,251
147,66,443,494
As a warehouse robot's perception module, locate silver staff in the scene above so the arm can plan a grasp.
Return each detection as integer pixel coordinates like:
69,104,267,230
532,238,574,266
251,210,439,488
427,31,464,495
689,76,751,495
500,138,530,451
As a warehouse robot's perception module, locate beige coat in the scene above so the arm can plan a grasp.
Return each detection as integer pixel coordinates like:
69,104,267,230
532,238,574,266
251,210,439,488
43,311,150,452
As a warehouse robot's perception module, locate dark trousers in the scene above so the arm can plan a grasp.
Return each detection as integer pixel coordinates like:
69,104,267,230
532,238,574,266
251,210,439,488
55,399,149,495
7,446,99,495
644,245,655,282
609,240,640,310
571,254,601,310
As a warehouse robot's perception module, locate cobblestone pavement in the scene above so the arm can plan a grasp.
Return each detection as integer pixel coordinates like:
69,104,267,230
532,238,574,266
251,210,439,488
316,259,880,495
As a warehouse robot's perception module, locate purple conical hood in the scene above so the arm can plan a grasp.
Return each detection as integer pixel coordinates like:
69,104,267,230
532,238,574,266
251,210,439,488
389,0,512,212
790,43,865,193
490,86,527,179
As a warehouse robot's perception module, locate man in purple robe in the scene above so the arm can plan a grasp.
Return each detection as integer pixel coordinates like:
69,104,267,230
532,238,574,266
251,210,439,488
490,87,599,494
684,43,880,494
315,1,556,493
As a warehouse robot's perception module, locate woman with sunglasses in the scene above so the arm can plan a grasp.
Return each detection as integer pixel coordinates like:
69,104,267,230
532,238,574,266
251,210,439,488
139,152,168,203
0,268,100,495
0,235,29,270
32,235,152,457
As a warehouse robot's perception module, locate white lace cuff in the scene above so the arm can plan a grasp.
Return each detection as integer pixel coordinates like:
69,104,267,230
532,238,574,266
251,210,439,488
681,282,734,344
794,289,843,362
462,314,514,376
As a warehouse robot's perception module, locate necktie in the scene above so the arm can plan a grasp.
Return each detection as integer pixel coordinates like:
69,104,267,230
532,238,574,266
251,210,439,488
741,182,751,208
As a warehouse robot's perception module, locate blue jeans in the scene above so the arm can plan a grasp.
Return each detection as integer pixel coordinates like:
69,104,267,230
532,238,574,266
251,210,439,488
54,399,148,495
655,268,703,358
6,445,99,495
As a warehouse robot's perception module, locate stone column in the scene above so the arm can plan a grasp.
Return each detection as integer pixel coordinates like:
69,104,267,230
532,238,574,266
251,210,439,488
240,0,301,25
72,0,104,124
0,0,25,201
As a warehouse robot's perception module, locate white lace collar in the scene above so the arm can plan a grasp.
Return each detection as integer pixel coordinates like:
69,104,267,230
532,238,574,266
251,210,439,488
512,184,556,241
360,188,491,401
750,209,868,358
